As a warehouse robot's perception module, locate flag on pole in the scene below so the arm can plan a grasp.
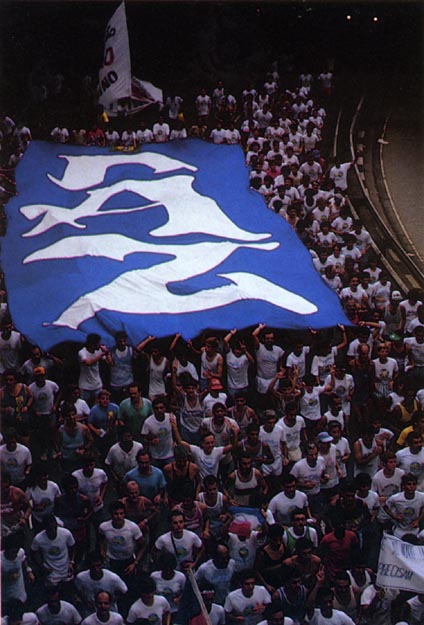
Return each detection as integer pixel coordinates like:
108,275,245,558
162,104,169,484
1,139,349,350
98,2,162,116
99,1,132,111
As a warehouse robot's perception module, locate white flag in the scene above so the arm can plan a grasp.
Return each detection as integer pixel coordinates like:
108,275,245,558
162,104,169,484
99,1,132,111
377,533,424,593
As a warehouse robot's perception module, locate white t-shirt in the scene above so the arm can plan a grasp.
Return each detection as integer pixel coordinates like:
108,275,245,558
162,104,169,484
36,601,81,625
78,347,103,391
29,380,59,414
202,393,228,418
127,596,170,625
31,527,75,583
105,441,144,479
75,569,128,611
82,613,123,625
26,480,60,522
153,123,170,142
300,385,326,421
259,424,286,475
319,444,339,489
256,343,284,380
308,608,355,624
396,447,424,489
98,519,142,561
141,414,174,460
291,457,326,495
269,490,308,525
311,346,338,383
224,586,271,625
226,351,250,390
0,443,32,485
209,604,226,625
1,548,27,602
285,346,310,379
189,445,225,479
2,615,38,625
0,330,22,372
150,570,186,612
227,531,259,572
406,595,424,625
334,437,351,479
155,530,202,567
277,416,305,452
72,468,108,512
386,491,424,537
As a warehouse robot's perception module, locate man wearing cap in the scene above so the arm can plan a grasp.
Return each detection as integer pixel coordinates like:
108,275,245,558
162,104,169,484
317,431,342,505
29,366,60,461
383,290,403,335
203,378,228,417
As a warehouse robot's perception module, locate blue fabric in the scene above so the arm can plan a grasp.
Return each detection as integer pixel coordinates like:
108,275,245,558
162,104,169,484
2,140,348,349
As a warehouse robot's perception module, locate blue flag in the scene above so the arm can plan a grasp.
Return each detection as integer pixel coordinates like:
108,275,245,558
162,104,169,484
1,140,348,349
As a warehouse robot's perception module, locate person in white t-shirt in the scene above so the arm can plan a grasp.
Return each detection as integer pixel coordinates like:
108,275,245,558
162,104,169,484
127,576,171,625
154,510,203,571
81,591,123,625
36,587,82,625
396,432,424,490
136,122,154,145
195,89,212,124
223,330,254,397
224,570,271,625
307,587,355,624
329,159,354,193
252,324,284,397
78,334,111,405
403,593,424,625
153,116,170,143
0,428,32,487
173,421,234,479
105,427,144,484
75,551,128,614
141,399,176,468
150,552,186,614
99,501,145,575
291,442,328,515
72,453,108,523
50,126,69,143
31,515,75,584
269,473,310,526
1,533,35,605
384,473,424,538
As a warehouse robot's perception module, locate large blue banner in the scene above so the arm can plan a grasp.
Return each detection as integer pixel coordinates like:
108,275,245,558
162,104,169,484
1,140,348,349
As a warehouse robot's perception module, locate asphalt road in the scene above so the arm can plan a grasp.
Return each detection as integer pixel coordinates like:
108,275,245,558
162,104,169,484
381,87,424,269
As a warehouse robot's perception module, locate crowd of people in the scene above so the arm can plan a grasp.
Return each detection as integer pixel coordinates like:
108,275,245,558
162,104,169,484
1,64,424,625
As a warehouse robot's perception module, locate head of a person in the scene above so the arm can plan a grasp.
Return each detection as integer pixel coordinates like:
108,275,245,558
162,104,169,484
97,389,111,407
86,333,101,351
201,433,216,454
240,570,256,597
109,500,126,526
152,397,167,417
128,383,141,402
212,402,227,422
139,575,156,605
170,510,185,536
95,591,112,615
136,450,151,473
283,473,297,495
